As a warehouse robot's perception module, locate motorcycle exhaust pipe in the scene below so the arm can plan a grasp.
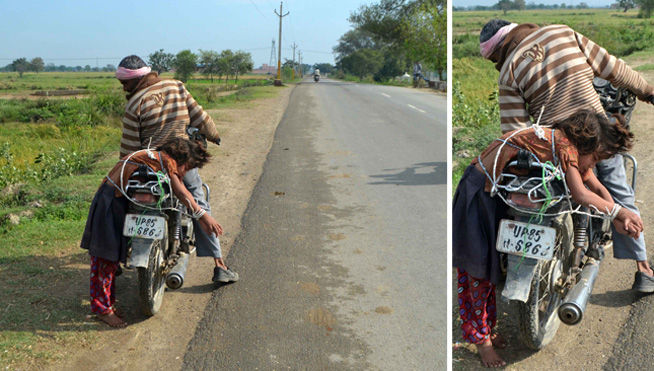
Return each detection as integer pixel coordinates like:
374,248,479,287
165,252,189,290
558,259,600,325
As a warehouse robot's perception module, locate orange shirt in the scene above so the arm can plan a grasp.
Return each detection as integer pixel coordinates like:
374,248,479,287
472,127,592,192
104,151,179,197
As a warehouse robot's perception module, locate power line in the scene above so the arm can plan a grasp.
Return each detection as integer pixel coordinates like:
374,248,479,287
248,0,269,19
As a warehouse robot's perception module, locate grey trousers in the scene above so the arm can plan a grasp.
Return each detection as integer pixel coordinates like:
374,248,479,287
183,168,222,258
596,154,647,261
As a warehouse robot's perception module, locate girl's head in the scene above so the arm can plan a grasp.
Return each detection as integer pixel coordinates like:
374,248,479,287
158,138,211,174
555,109,634,168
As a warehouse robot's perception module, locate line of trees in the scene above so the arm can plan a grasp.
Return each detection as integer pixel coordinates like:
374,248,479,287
1,58,117,76
334,0,446,82
148,49,253,83
455,0,654,17
2,48,254,82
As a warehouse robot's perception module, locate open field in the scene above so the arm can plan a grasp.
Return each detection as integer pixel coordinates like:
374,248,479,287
0,71,288,368
452,9,654,186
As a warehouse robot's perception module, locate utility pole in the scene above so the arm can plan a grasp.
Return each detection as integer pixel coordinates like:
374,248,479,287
298,51,302,77
291,42,297,80
274,2,289,86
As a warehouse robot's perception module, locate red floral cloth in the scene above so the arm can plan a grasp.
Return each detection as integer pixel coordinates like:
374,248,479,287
90,256,118,315
457,268,497,344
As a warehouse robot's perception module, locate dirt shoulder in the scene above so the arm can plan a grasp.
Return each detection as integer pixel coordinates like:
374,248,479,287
38,84,294,371
453,70,654,370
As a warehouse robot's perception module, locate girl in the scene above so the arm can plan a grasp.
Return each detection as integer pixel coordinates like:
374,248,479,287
452,110,643,368
80,138,223,328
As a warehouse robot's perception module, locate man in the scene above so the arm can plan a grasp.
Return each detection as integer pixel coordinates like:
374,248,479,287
479,19,654,291
114,55,238,283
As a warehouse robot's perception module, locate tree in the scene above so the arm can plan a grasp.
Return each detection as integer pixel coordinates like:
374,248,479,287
496,0,513,14
30,57,44,73
218,49,234,82
11,58,30,77
618,0,635,11
514,0,526,10
199,49,221,82
148,49,175,74
637,0,654,17
230,51,253,82
333,29,377,60
173,50,197,82
339,48,383,80
313,63,335,74
401,0,446,80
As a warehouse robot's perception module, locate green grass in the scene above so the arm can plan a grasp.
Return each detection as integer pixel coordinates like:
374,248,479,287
454,9,654,59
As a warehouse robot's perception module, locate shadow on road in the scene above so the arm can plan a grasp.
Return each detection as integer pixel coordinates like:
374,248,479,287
591,289,639,308
368,161,446,186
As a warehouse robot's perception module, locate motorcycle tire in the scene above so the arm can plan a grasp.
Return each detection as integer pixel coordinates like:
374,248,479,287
137,238,167,316
517,214,573,350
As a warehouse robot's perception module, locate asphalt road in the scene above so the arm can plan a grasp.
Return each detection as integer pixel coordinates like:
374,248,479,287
183,78,447,370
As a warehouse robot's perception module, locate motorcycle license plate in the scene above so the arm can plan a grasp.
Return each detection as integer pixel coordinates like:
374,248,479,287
496,219,556,260
123,214,166,240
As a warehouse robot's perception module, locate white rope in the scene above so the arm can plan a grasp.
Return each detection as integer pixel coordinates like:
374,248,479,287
486,105,610,220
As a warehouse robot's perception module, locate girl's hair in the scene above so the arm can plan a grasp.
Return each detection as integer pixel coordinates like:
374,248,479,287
158,138,211,170
553,110,633,157
600,113,634,157
554,110,601,155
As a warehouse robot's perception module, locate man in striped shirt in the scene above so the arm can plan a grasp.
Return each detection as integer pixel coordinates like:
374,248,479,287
115,55,238,284
480,20,654,292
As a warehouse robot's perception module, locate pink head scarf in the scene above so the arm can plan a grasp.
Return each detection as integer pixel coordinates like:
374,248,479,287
115,66,151,80
480,23,517,59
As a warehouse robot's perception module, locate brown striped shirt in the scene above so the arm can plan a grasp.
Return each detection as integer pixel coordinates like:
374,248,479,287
498,24,654,133
120,79,219,158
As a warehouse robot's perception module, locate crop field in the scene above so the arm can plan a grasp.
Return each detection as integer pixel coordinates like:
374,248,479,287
452,9,654,187
0,71,279,367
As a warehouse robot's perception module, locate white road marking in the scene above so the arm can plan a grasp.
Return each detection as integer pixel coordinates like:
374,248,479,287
381,93,391,98
408,104,426,113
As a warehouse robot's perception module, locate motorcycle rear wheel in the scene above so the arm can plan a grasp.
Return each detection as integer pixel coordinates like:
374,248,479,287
137,238,166,316
517,215,573,350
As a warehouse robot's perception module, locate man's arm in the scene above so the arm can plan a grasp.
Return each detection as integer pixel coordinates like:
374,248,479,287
576,31,654,101
184,85,221,145
499,84,531,133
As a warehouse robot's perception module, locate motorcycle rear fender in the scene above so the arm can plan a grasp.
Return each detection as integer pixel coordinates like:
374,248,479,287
127,238,155,268
501,254,539,303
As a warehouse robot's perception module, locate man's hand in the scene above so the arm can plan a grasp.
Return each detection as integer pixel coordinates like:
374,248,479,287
198,213,223,237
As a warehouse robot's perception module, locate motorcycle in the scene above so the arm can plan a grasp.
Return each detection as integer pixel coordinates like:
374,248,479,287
314,74,320,82
494,80,638,350
121,129,210,316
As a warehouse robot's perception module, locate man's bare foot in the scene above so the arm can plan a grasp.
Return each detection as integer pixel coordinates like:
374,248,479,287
476,340,506,368
97,312,127,328
490,333,507,349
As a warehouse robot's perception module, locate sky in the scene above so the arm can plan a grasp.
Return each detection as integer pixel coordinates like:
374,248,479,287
1,0,373,69
456,0,614,7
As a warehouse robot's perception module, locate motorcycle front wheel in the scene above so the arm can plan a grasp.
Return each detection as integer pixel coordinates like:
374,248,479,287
517,215,573,350
137,238,167,316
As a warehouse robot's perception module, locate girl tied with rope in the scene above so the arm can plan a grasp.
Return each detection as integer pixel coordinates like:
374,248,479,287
452,110,643,368
80,138,222,328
